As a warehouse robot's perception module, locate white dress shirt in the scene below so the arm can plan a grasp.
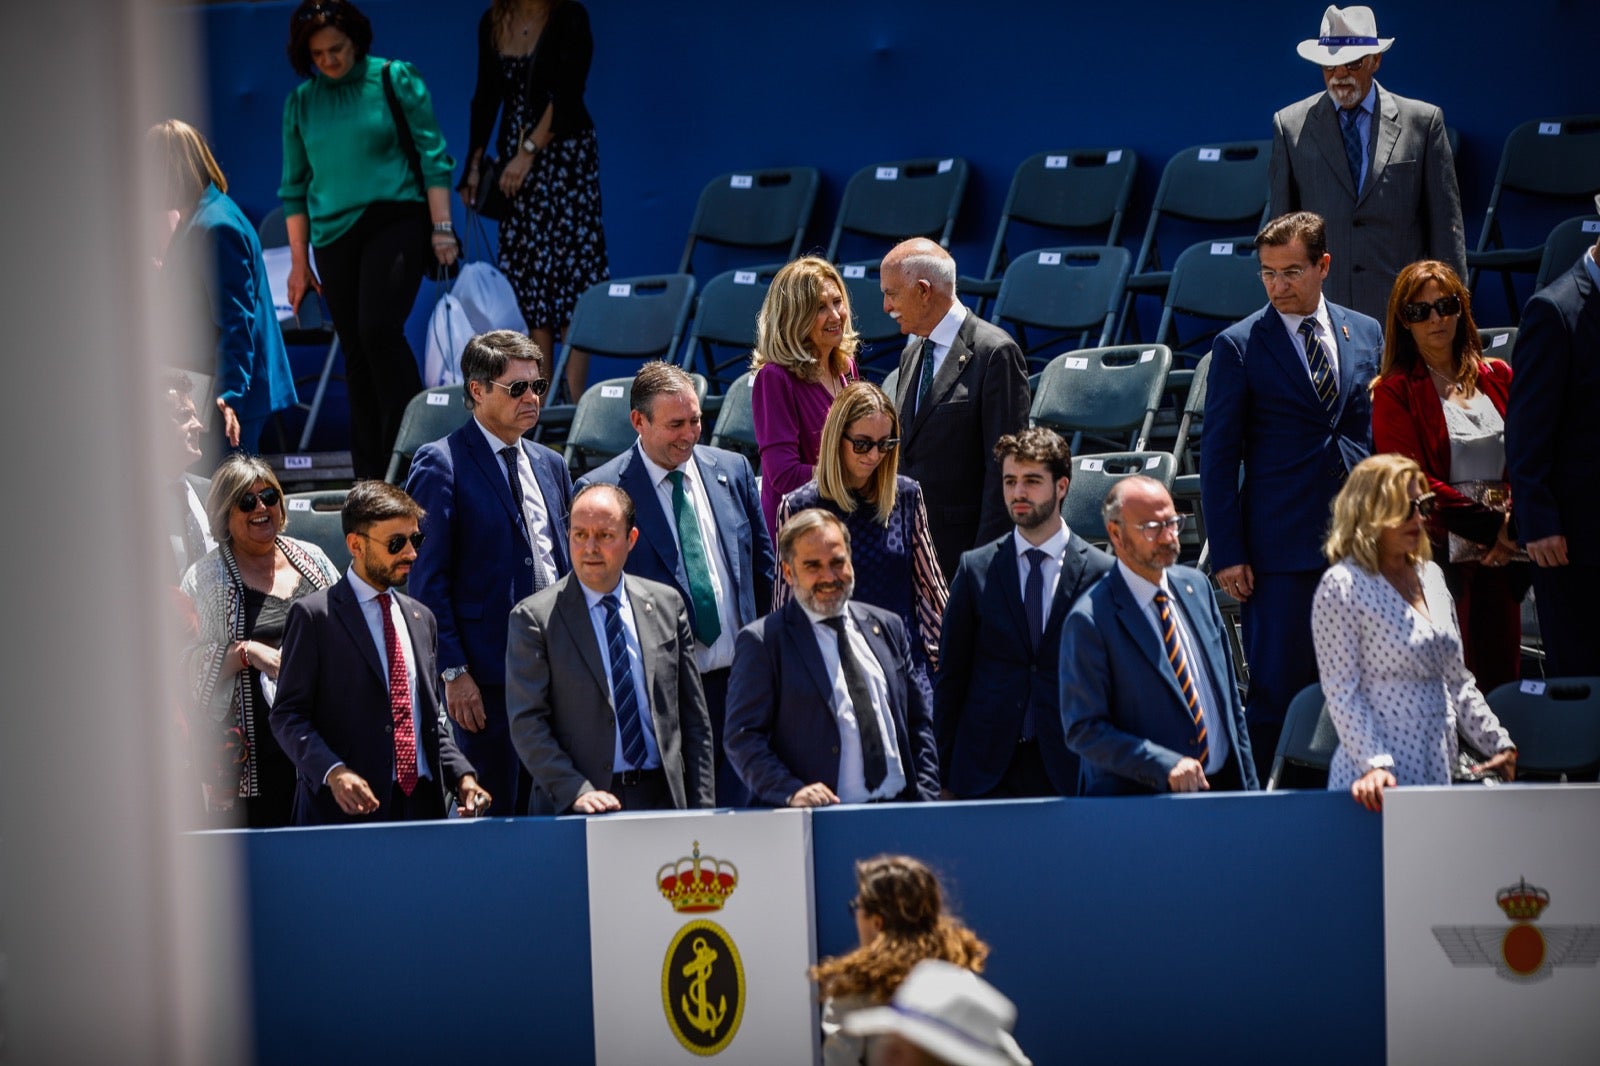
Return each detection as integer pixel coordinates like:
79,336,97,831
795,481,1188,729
638,447,738,672
474,418,558,585
798,602,906,803
1276,295,1339,388
917,300,970,384
1012,523,1071,609
581,577,661,772
344,567,432,783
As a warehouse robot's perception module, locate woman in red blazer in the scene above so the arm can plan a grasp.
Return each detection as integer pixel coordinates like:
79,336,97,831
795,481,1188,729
1371,260,1529,692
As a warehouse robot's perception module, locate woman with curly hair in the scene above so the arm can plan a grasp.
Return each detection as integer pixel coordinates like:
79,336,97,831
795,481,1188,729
811,855,990,1066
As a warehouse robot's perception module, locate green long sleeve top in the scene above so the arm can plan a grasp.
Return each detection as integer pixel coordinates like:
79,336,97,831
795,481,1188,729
278,55,456,248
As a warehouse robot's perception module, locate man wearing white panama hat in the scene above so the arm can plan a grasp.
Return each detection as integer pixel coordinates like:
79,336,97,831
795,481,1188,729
1268,5,1465,322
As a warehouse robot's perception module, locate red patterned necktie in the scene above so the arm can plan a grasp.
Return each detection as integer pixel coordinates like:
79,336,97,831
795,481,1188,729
377,592,417,795
1153,589,1208,766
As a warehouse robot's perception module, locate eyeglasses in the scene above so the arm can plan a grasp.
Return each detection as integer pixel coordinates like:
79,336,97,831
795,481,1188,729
1260,266,1310,284
1408,493,1438,520
1398,295,1462,324
1124,514,1188,540
236,487,282,513
488,377,550,400
357,530,426,554
1322,57,1369,74
842,434,900,455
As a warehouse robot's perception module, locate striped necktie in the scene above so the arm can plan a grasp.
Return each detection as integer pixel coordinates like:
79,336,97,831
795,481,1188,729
1153,589,1208,767
1299,319,1339,413
601,593,650,769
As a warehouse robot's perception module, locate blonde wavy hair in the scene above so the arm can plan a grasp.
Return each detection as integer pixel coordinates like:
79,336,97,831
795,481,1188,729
1323,453,1432,572
816,382,900,524
751,256,859,381
149,118,227,212
809,854,989,1004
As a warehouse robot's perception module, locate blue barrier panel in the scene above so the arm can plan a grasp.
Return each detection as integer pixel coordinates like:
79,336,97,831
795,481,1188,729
234,818,592,1065
811,793,1385,1065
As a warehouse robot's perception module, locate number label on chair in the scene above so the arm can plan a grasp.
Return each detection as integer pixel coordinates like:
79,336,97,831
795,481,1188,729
1490,333,1511,348
937,158,954,173
1106,149,1124,163
1038,251,1062,265
1145,456,1163,470
600,385,625,399
733,271,757,285
1197,148,1222,162
1521,680,1547,694
608,283,632,297
729,174,753,189
1538,123,1562,136
427,392,451,406
1210,242,1235,255
1063,357,1089,370
875,167,899,181
1140,349,1157,362
285,455,312,470
288,497,311,512
841,265,866,279
1584,221,1600,233
1081,458,1104,471
1045,155,1069,169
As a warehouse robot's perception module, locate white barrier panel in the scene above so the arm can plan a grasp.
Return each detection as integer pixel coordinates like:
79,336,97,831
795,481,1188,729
588,809,818,1064
1384,785,1600,1064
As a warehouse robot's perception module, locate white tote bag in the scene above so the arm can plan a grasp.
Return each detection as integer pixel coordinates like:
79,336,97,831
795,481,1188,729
423,290,476,387
452,261,527,336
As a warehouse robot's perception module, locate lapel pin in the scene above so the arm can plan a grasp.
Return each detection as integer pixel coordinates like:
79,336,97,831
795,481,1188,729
872,624,881,635
643,601,653,612
717,474,728,485
1184,583,1194,595
1341,324,1350,340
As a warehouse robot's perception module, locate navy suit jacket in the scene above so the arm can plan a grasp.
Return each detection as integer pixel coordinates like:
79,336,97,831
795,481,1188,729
405,420,574,685
724,599,940,806
270,579,475,824
1200,301,1380,574
577,443,774,632
935,530,1113,796
1060,564,1258,796
1507,255,1600,562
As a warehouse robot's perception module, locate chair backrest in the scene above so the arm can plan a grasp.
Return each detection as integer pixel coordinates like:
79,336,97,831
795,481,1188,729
1131,141,1272,276
1478,327,1518,365
1534,215,1600,290
991,247,1132,372
1473,115,1600,256
1170,352,1212,471
283,490,351,568
1484,677,1600,781
682,265,779,393
979,148,1139,282
384,384,471,484
1156,238,1263,358
552,274,697,402
678,166,819,275
563,377,639,476
708,370,760,465
1030,344,1173,453
1060,451,1176,543
836,261,906,382
1266,683,1339,790
825,157,968,261
257,205,331,337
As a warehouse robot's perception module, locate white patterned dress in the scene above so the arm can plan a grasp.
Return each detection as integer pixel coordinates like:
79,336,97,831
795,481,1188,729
1311,558,1514,790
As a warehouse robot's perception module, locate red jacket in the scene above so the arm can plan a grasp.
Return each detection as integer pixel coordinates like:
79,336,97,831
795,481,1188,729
1371,358,1512,549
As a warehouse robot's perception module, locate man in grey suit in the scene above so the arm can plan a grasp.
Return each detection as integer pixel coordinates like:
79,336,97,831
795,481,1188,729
882,237,1031,580
1268,5,1465,322
505,483,715,814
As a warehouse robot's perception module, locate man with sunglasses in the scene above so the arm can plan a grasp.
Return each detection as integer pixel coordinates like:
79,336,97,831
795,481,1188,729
935,428,1113,799
1267,5,1465,322
576,361,773,806
271,480,491,824
405,330,573,815
1060,477,1258,795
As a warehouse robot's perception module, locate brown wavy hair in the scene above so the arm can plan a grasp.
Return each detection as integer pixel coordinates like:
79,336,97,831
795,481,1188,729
809,855,989,1003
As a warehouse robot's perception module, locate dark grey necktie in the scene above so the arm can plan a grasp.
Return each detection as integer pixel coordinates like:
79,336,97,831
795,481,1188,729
501,445,548,592
820,614,888,792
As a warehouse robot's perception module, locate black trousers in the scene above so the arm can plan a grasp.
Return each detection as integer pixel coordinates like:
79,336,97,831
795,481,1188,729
314,200,431,479
385,776,445,821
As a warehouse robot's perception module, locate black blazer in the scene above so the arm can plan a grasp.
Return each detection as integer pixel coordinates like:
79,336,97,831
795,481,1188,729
468,1,596,158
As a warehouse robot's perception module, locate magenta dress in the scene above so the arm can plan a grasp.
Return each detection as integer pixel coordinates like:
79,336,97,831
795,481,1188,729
751,360,854,539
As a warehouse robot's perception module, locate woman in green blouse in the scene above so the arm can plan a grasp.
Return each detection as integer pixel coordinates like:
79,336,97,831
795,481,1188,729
279,0,459,478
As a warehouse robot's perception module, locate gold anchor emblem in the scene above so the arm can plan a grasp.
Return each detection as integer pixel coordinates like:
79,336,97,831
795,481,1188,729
661,919,745,1055
679,937,727,1037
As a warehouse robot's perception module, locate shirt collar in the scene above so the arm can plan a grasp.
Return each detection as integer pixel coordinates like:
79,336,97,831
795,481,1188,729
581,575,629,612
636,442,691,488
1335,81,1377,119
474,415,522,454
1013,523,1069,562
1583,245,1600,289
1277,295,1332,339
346,566,387,605
798,598,850,627
925,300,968,350
1115,558,1170,610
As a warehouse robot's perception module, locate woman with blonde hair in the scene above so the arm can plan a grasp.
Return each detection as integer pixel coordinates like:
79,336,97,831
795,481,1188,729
776,381,946,677
1312,454,1516,812
751,256,860,538
812,855,990,1066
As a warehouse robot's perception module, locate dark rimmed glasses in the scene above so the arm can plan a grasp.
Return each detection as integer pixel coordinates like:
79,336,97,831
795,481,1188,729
842,434,900,455
236,487,282,513
357,530,426,555
1399,295,1462,324
1408,493,1438,520
489,377,550,399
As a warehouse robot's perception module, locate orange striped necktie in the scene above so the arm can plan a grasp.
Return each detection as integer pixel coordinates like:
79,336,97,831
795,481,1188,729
1153,589,1207,765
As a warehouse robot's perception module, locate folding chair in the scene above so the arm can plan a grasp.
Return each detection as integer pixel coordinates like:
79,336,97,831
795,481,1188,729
1466,115,1600,322
383,384,470,485
1266,683,1338,790
1533,215,1600,291
835,261,907,383
283,490,351,568
1029,344,1171,456
259,205,341,451
1484,677,1600,782
708,371,759,467
1118,140,1272,341
1478,327,1518,365
1153,238,1263,362
563,377,639,476
678,166,819,277
680,265,777,397
825,157,968,262
1170,352,1212,474
959,148,1138,313
989,247,1131,375
1059,451,1176,545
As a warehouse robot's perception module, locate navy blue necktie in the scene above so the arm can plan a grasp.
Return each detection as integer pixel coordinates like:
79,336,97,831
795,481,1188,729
1020,548,1048,741
912,337,937,419
1341,107,1364,193
600,594,649,769
1299,319,1339,413
502,445,548,593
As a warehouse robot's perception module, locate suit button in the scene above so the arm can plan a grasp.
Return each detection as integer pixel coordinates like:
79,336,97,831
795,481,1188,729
385,725,393,734
524,557,534,566
831,746,840,755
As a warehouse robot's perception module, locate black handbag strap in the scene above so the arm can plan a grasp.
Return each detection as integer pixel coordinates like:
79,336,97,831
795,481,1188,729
381,60,427,197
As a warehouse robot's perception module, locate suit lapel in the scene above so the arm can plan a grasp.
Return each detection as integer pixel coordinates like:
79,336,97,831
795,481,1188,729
894,337,919,424
783,599,837,710
460,423,526,537
693,447,743,586
331,579,386,685
851,603,905,724
1258,309,1327,411
395,591,436,710
624,577,665,717
1049,534,1096,630
1310,95,1359,200
991,538,1032,648
1108,569,1184,706
522,441,570,572
907,315,975,438
1170,571,1232,704
620,446,682,581
1361,85,1401,208
1327,304,1366,416
555,578,611,698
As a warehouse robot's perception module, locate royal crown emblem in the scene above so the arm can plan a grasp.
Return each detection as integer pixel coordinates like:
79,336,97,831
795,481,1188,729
1434,876,1600,983
657,841,739,913
1495,877,1550,922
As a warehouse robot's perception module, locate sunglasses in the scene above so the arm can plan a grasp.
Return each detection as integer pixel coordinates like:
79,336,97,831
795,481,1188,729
842,434,900,455
1408,493,1438,520
357,530,426,554
1322,58,1369,74
236,487,282,513
1399,295,1462,324
489,377,550,399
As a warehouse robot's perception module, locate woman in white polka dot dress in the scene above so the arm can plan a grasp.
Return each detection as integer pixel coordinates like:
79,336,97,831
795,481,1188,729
1312,454,1517,811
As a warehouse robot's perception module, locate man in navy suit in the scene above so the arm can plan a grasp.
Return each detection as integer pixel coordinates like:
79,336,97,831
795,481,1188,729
577,361,773,805
1201,211,1379,778
724,508,939,807
936,427,1113,798
271,481,492,824
1061,477,1258,795
405,330,573,815
1507,228,1600,676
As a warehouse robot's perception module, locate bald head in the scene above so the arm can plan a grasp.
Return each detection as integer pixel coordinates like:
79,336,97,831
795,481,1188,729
880,238,956,338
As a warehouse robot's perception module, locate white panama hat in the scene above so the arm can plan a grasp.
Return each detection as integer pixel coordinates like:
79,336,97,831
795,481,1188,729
841,960,1031,1066
1297,6,1395,65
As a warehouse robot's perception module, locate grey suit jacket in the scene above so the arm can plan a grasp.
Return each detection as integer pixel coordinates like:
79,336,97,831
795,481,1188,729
505,572,715,813
1269,82,1466,322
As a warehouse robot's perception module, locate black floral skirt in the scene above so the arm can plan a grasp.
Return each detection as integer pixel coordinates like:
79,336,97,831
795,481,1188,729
497,128,610,333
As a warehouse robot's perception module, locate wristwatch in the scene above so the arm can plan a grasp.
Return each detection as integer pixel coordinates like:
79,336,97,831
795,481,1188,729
442,665,470,683
520,132,538,155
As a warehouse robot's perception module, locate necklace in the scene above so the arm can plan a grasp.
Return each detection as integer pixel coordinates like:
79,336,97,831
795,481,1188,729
1425,363,1463,395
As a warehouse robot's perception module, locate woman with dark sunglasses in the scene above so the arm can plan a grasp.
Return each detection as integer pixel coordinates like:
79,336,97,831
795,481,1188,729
180,456,340,826
775,382,947,684
1370,260,1528,692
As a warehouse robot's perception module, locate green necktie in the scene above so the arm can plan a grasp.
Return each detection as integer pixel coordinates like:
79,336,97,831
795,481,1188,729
666,469,722,646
